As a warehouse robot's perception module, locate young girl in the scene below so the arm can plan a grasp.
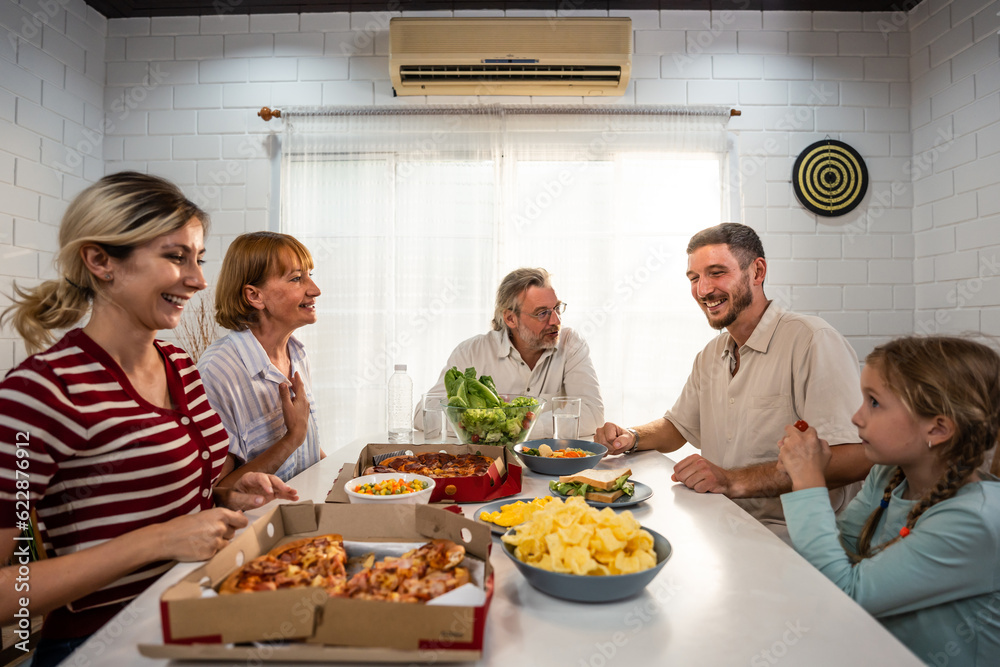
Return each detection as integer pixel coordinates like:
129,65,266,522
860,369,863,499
778,335,1000,666
0,172,297,667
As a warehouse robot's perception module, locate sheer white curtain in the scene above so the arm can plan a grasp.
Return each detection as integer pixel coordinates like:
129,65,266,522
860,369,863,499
280,106,731,451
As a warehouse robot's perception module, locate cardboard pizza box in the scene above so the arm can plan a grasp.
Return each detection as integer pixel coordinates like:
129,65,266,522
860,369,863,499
142,501,493,662
326,442,522,504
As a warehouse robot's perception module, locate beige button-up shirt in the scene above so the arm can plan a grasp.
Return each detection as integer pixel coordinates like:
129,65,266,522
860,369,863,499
416,327,604,438
664,302,862,531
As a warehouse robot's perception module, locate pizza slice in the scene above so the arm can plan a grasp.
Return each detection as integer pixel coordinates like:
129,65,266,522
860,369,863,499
219,533,347,595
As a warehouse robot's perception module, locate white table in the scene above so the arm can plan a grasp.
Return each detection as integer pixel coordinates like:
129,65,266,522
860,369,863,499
65,436,922,666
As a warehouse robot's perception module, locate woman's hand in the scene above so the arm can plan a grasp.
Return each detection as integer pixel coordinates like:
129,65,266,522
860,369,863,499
777,423,831,491
154,508,248,561
216,472,299,511
280,372,310,445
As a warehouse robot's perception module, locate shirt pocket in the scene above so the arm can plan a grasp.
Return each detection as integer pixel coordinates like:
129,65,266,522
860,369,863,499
745,395,794,462
236,409,286,462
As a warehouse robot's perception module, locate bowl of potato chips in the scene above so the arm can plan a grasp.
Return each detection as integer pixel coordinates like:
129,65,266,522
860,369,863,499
500,496,671,602
514,439,607,476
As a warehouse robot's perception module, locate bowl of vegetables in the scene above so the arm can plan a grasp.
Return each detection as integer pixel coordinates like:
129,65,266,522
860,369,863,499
514,439,607,475
345,473,436,504
443,395,544,448
440,365,543,447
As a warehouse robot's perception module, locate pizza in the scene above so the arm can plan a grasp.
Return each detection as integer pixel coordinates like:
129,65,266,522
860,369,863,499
370,452,494,478
219,533,348,595
342,540,470,603
219,536,469,604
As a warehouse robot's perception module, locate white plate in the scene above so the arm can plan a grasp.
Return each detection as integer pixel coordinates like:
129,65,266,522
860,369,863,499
474,496,539,536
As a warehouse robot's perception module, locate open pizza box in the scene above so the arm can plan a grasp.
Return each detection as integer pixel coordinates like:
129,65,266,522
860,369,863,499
326,442,522,504
140,501,493,663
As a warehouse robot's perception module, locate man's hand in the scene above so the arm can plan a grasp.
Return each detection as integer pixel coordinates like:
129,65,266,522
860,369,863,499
671,454,732,494
216,472,299,511
280,372,310,445
594,422,634,456
777,423,830,491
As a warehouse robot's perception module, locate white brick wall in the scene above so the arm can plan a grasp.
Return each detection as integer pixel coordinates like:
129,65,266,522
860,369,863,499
912,0,1000,339
1,0,107,366
2,0,999,376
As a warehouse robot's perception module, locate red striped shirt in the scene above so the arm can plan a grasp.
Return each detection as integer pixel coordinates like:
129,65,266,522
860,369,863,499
0,329,229,636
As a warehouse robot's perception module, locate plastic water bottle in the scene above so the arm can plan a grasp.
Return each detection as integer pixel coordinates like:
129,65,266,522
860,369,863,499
387,364,413,443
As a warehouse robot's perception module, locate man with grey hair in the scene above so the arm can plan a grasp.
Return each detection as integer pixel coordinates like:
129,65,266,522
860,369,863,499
417,267,604,438
597,223,871,541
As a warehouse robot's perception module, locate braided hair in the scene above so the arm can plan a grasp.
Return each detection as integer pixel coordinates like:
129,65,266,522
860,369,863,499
850,336,1000,562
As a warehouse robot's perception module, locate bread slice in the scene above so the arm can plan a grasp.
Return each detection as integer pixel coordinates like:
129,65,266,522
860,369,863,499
558,467,632,491
583,488,625,503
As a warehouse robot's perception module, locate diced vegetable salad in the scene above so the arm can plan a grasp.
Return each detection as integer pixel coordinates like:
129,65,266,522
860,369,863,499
354,479,429,495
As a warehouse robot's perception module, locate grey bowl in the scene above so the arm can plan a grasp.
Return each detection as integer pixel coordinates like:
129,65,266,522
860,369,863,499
514,439,608,475
501,526,672,602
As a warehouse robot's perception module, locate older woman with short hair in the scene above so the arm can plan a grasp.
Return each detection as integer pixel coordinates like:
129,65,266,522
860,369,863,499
199,232,324,483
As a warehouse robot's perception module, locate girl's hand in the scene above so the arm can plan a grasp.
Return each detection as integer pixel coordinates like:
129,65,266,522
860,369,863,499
156,508,248,562
777,423,831,491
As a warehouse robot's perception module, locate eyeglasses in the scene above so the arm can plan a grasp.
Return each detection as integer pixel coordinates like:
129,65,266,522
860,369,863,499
520,302,567,322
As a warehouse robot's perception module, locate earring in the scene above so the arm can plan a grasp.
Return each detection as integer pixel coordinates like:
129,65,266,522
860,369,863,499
104,273,112,280
927,440,933,449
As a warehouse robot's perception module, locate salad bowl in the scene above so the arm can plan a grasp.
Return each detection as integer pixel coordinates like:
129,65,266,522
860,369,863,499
442,395,544,449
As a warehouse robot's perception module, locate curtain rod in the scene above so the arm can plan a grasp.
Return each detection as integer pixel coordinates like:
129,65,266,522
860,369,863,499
258,106,741,121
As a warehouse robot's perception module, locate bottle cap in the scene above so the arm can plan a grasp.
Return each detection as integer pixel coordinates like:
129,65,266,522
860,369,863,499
394,364,406,371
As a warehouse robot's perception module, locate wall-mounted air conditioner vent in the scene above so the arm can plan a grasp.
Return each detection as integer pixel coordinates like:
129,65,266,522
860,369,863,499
389,18,632,97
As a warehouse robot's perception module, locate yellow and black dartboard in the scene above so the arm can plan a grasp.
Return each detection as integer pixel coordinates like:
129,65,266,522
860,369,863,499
792,140,869,217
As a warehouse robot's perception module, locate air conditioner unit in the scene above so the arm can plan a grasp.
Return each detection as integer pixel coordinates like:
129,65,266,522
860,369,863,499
389,17,632,97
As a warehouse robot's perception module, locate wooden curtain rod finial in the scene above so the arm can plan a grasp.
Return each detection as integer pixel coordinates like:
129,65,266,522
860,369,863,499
258,107,282,121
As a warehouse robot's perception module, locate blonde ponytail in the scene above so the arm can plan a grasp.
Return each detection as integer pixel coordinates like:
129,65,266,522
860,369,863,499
4,279,94,354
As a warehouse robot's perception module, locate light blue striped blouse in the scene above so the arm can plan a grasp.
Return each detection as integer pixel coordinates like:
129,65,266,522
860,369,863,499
198,329,321,481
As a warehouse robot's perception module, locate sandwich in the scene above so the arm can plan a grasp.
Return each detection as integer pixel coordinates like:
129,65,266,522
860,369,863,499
548,468,634,503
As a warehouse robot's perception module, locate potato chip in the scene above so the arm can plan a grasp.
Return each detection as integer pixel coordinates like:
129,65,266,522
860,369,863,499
594,527,626,553
501,496,657,576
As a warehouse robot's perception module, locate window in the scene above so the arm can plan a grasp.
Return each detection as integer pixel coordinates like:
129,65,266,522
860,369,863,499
281,107,731,450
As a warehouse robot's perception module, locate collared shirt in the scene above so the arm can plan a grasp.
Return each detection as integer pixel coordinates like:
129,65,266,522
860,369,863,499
0,329,229,636
198,329,321,481
415,327,604,438
665,302,863,531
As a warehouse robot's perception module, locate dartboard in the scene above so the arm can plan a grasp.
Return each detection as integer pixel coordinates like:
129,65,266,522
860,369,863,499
792,140,869,217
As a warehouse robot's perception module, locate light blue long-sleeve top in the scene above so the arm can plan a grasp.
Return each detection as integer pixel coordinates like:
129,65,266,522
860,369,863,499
781,464,1000,667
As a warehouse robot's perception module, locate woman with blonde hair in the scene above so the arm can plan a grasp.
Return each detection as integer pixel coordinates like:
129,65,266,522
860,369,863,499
0,172,296,667
778,336,1000,665
198,231,324,482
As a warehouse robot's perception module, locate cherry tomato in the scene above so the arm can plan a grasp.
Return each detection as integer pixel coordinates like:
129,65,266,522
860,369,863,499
522,418,531,430
525,411,535,420
794,420,809,432
470,434,480,443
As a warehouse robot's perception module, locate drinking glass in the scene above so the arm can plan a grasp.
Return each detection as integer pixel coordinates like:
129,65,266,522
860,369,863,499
551,397,582,440
421,392,449,443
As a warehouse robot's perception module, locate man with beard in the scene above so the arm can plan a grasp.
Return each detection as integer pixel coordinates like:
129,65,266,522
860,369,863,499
596,223,870,540
416,267,604,438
